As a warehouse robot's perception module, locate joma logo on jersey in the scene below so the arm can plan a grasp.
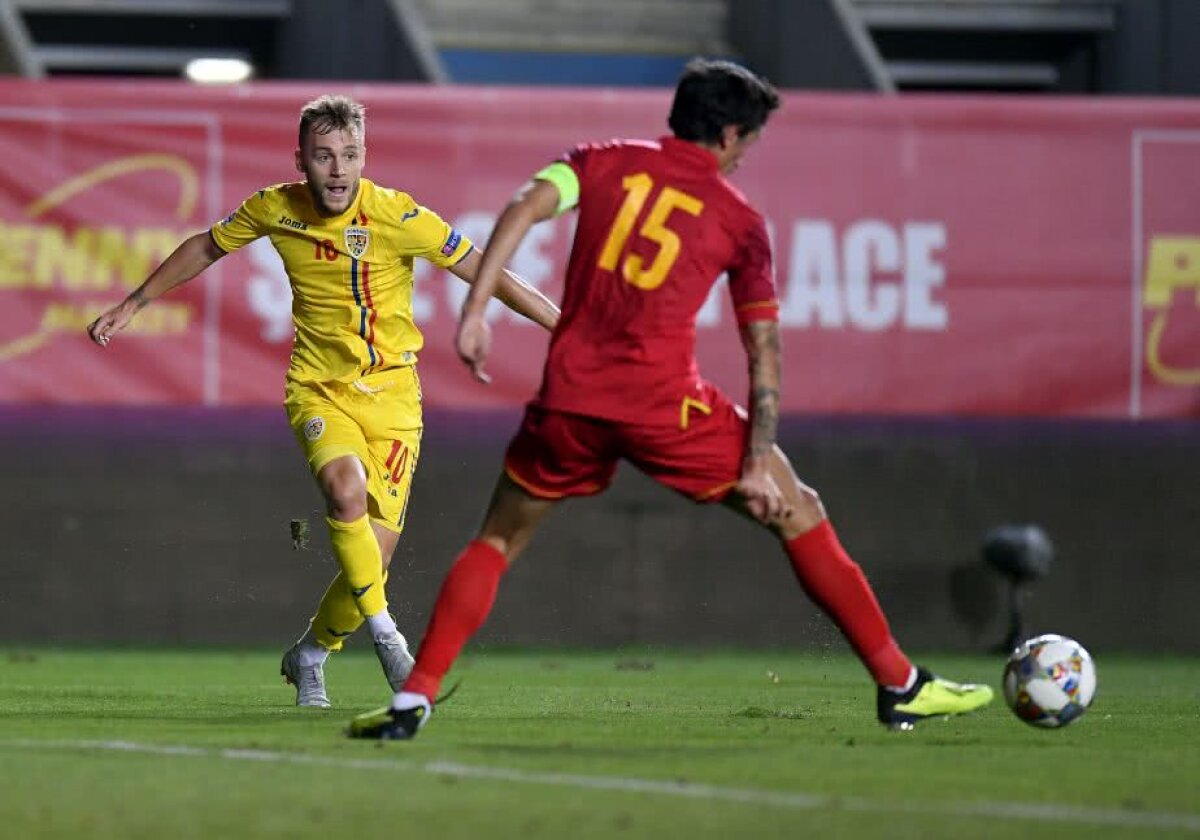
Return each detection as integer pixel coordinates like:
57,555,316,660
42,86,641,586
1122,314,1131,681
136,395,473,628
278,214,308,231
344,226,370,259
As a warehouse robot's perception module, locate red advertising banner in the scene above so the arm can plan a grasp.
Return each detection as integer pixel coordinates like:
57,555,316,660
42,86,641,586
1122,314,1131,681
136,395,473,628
0,80,1197,418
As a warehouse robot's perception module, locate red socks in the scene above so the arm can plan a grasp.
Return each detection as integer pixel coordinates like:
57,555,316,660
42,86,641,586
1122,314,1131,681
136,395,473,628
402,540,509,700
405,524,910,697
785,520,912,689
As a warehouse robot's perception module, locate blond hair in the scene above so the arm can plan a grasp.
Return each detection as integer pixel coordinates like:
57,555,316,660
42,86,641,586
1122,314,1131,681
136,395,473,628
298,94,365,146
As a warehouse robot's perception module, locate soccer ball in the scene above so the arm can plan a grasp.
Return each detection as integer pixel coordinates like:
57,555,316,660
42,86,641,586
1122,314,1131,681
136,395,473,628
1002,634,1096,728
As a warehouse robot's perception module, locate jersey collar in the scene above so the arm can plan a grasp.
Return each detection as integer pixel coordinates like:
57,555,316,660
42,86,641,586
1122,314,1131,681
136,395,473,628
660,136,720,171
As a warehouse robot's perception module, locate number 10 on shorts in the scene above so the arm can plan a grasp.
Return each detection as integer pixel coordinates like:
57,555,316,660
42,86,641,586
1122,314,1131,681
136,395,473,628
384,440,409,486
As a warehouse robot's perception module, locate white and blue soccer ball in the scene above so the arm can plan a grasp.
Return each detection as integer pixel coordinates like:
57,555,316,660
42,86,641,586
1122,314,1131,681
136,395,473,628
1003,634,1096,728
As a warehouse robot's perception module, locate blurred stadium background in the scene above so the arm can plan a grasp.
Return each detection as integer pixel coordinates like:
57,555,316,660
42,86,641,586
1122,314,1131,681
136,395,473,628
0,0,1197,656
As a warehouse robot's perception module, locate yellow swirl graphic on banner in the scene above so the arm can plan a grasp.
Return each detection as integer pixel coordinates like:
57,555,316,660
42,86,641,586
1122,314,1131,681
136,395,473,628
0,154,199,363
25,153,198,220
0,329,51,362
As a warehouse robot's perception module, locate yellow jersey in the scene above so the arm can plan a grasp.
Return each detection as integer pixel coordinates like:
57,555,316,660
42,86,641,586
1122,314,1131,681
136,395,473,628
210,178,473,385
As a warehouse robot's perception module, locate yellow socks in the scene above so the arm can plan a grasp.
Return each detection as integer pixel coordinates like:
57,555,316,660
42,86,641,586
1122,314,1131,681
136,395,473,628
325,514,387,620
310,572,362,650
309,569,390,650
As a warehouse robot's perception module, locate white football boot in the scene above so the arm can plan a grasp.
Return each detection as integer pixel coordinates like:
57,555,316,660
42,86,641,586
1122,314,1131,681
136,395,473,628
280,643,331,708
373,631,415,692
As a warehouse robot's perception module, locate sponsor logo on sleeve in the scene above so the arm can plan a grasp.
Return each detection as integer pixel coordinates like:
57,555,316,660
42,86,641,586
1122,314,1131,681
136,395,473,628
441,228,462,257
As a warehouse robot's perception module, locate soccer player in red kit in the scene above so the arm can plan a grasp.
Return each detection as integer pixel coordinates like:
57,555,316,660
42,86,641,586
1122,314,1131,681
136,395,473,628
350,59,994,739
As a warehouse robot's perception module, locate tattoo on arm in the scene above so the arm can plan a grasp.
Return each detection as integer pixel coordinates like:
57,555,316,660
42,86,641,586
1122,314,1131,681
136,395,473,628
750,385,780,456
130,287,149,310
744,321,782,457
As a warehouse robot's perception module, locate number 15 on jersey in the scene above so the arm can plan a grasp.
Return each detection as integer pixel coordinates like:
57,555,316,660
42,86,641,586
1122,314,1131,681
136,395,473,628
598,173,705,291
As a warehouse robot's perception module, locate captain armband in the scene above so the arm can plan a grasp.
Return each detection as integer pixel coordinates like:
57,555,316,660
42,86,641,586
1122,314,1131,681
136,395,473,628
532,162,580,216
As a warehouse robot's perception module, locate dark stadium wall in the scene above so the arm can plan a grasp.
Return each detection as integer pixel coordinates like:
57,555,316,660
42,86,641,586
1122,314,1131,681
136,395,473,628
1,408,1196,654
273,0,436,82
1100,0,1200,95
729,0,1200,95
727,0,885,91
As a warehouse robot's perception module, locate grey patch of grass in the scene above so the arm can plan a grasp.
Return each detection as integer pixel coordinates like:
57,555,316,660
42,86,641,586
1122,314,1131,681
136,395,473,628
732,706,808,720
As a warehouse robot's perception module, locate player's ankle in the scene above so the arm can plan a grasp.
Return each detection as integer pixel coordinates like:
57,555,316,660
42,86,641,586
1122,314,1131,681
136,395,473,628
882,666,918,694
366,610,398,641
296,642,329,667
401,670,440,700
392,690,431,711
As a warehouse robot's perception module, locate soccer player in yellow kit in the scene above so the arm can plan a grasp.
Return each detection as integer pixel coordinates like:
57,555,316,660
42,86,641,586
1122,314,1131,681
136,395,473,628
87,95,559,707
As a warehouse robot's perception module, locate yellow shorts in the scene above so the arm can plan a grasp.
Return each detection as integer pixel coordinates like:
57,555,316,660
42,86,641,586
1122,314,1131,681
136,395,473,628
284,367,423,534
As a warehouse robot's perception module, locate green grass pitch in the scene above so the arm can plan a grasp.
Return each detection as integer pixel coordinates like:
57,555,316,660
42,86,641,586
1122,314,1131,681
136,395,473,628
1,648,1197,838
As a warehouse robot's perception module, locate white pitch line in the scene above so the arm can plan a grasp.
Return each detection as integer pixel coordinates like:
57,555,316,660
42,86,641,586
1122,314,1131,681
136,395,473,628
2,738,1199,832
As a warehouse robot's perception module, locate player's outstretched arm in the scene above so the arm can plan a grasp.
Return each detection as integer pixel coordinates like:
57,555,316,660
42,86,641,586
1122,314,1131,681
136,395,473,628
87,231,225,347
455,179,562,382
736,319,785,522
446,249,560,332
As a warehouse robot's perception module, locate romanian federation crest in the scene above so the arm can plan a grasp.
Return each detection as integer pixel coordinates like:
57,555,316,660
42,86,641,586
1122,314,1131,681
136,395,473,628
303,416,325,441
344,226,370,259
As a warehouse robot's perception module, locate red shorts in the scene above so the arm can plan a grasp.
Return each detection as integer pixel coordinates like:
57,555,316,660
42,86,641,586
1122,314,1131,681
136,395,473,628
503,383,748,503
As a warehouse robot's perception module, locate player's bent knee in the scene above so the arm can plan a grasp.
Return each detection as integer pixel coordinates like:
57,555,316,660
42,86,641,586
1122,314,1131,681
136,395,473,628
324,479,369,521
477,533,516,561
777,485,826,538
796,485,824,516
474,473,557,563
477,516,544,565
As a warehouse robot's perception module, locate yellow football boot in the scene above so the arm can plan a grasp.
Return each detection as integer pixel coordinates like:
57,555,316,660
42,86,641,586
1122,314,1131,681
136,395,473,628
878,667,994,730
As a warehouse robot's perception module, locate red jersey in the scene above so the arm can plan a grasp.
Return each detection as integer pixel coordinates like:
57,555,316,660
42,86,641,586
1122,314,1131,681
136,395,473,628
535,136,779,425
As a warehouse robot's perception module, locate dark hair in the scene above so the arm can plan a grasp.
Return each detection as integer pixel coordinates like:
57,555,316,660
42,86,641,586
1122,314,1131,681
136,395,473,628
668,58,780,144
298,94,366,146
